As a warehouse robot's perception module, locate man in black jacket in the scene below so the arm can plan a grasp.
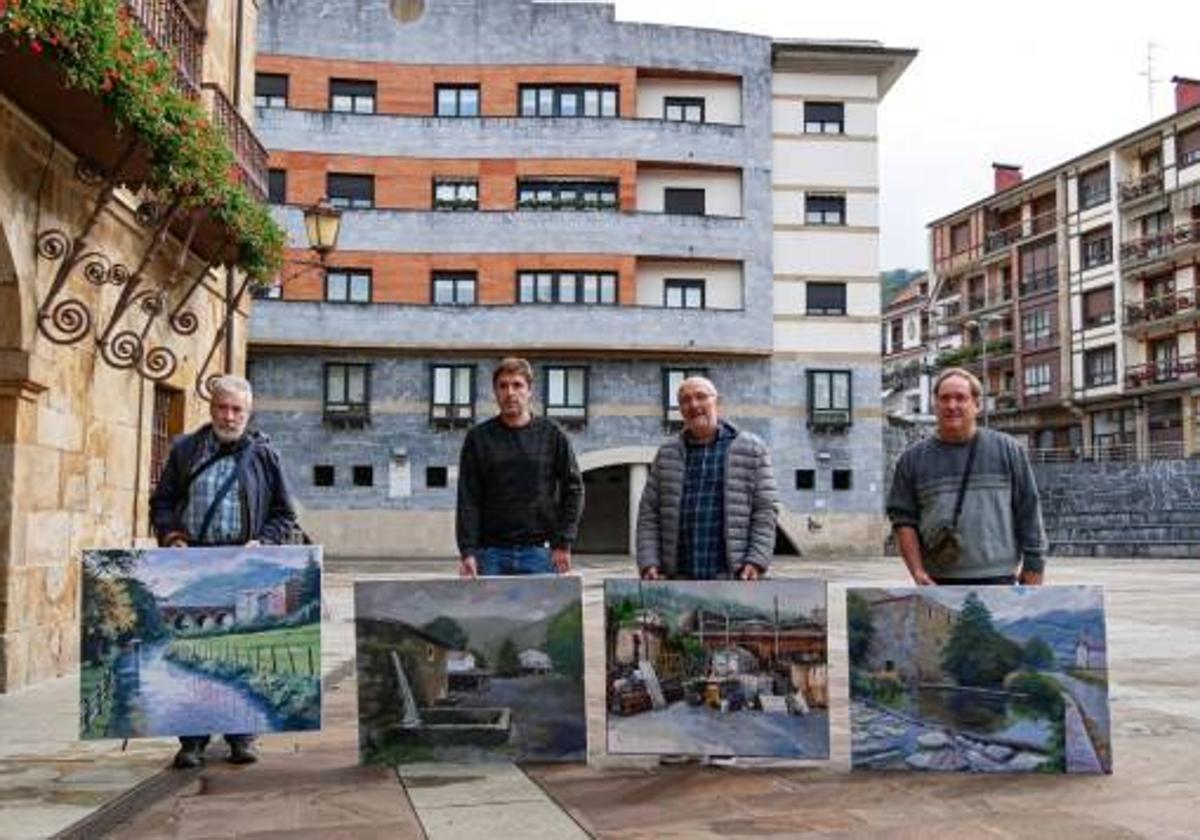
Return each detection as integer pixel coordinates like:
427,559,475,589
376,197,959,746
456,358,584,577
150,374,298,769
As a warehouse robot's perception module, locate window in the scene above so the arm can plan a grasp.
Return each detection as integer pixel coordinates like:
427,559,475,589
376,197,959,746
327,173,374,209
664,96,704,123
544,366,587,423
431,272,477,305
808,370,852,428
1078,164,1110,209
1021,308,1053,348
664,279,705,309
253,280,282,300
806,282,847,316
517,179,618,211
268,169,287,204
1081,226,1112,270
150,386,183,493
805,194,846,226
950,221,971,255
433,179,479,211
330,79,376,114
1084,346,1117,387
1019,240,1057,295
431,365,474,425
254,73,287,108
663,367,709,429
890,318,903,349
520,85,618,118
313,465,335,487
663,188,706,216
1083,286,1115,328
832,469,853,491
435,85,479,117
517,270,617,305
325,268,371,303
324,363,370,420
426,466,448,488
804,101,844,134
1178,124,1200,168
795,469,816,490
1023,362,1052,396
352,465,374,487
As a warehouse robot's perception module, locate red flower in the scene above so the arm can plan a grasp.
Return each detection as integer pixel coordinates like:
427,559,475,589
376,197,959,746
29,40,42,55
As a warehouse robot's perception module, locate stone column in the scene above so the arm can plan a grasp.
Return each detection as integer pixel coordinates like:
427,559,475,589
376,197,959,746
628,463,648,557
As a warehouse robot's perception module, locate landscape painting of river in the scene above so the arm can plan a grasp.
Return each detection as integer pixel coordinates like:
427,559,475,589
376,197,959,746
847,586,1111,774
605,579,829,758
80,546,322,740
355,577,585,764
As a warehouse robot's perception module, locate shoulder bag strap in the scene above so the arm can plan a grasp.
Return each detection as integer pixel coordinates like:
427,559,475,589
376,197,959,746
950,433,980,529
195,444,253,544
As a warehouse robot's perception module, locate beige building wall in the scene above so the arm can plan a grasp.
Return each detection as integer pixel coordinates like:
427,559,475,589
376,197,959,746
635,78,742,125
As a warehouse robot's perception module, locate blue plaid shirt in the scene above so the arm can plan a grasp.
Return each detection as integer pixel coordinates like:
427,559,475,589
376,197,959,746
183,435,245,545
677,421,736,580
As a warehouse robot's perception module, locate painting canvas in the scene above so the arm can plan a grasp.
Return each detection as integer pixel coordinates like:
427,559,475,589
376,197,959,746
847,586,1111,774
604,579,830,758
355,577,585,764
80,546,322,739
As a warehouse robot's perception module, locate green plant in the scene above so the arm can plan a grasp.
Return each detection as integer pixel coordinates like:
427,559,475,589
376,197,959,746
1,0,284,284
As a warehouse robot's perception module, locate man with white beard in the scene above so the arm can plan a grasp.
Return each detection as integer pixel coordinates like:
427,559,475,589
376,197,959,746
150,374,298,768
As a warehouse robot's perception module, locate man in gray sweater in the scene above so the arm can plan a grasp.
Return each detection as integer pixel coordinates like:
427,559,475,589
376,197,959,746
637,376,777,581
887,367,1046,586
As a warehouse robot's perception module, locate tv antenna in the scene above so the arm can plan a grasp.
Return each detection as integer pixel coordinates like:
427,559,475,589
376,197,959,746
1139,42,1162,120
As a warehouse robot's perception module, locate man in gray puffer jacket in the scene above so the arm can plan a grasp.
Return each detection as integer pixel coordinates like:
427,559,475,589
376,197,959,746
637,376,778,580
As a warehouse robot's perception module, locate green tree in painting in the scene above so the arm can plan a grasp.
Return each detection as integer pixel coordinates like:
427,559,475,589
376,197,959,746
846,591,875,666
423,616,469,651
496,637,520,677
940,593,1021,687
124,577,167,642
545,603,584,679
299,556,321,607
81,569,137,662
1021,636,1056,671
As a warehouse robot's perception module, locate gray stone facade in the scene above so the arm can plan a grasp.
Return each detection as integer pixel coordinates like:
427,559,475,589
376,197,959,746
249,0,890,555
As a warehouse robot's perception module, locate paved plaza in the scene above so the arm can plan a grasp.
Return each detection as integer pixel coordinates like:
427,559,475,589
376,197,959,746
0,555,1197,838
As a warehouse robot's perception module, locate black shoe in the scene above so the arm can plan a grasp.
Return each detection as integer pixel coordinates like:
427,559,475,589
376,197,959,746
227,738,259,765
173,742,206,769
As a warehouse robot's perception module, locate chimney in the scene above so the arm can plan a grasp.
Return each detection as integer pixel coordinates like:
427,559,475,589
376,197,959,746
993,163,1022,193
1173,76,1200,113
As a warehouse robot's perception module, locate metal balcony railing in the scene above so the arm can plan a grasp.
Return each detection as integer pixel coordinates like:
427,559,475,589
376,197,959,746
1125,354,1198,389
1124,289,1195,326
1121,221,1200,270
1118,171,1164,204
202,83,269,202
1019,268,1057,297
125,0,205,99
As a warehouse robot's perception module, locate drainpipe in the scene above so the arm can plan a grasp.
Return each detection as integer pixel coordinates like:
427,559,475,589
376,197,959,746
233,0,245,107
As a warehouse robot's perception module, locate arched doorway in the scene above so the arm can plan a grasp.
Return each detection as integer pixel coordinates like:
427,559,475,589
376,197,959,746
574,447,657,556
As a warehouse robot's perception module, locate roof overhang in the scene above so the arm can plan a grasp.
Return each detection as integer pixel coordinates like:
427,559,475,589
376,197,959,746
771,41,918,100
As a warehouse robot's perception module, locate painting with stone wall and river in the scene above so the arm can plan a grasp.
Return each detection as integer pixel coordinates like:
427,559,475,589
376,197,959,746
79,547,322,739
847,586,1111,774
355,577,585,764
605,579,830,758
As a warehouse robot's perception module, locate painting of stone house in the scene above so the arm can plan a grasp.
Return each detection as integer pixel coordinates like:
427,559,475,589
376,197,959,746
605,579,829,758
848,586,1112,774
355,577,585,765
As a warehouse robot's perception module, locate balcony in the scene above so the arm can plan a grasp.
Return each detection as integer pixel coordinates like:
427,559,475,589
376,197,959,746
1125,354,1199,390
249,299,774,356
203,84,269,202
1124,289,1196,329
1019,268,1058,298
127,0,204,98
1121,221,1200,273
1118,171,1164,205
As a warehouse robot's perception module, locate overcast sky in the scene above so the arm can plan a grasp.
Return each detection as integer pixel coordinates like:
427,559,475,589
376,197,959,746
611,0,1200,271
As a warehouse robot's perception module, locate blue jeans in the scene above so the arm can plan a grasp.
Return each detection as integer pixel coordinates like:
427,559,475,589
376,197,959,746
477,545,554,576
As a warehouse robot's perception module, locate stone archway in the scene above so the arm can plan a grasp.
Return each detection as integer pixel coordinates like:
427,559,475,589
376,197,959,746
574,447,657,557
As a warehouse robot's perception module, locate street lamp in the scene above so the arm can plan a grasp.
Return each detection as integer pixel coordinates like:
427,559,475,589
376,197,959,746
965,315,1002,427
302,198,342,257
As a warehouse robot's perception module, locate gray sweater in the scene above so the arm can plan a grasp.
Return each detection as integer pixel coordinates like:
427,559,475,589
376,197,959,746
887,428,1047,578
636,422,778,577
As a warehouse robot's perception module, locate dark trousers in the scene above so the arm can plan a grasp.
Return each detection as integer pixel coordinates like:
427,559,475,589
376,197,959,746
178,734,254,750
930,574,1017,586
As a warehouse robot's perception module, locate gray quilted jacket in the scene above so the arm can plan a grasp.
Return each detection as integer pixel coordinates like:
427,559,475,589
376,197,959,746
636,421,778,577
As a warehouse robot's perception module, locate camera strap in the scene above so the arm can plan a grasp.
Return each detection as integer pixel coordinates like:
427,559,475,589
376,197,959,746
951,433,980,529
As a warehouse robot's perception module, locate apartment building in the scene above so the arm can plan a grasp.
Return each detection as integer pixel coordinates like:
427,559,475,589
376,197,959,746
881,272,932,420
249,0,914,556
926,77,1200,460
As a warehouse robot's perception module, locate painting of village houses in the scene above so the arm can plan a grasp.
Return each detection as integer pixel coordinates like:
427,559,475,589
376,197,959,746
79,547,322,740
604,579,829,758
848,586,1111,774
354,577,585,764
